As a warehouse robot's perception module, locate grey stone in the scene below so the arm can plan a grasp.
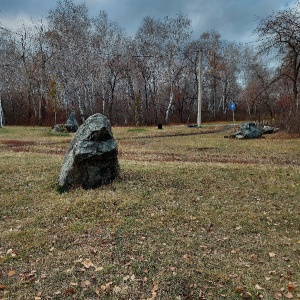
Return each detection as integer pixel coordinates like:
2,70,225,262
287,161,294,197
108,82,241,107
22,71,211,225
240,122,262,139
57,113,119,190
65,112,79,132
227,122,279,139
228,122,262,139
262,125,279,134
52,124,66,133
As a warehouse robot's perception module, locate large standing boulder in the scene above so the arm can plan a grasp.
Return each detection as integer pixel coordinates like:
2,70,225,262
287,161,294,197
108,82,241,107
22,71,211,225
57,113,119,190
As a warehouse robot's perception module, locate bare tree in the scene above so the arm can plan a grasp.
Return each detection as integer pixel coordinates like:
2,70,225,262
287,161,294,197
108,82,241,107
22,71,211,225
0,89,3,127
198,31,242,121
92,11,128,123
242,58,279,122
134,16,166,124
162,14,192,124
255,1,300,131
47,0,91,121
0,22,42,124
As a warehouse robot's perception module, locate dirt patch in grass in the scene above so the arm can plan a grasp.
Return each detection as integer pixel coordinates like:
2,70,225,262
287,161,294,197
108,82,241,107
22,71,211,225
1,140,37,146
118,149,300,166
0,139,70,155
1,127,299,167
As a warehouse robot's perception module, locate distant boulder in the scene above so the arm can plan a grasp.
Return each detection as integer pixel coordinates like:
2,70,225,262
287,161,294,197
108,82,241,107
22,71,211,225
240,122,262,139
57,113,119,191
229,122,262,139
65,112,79,132
228,122,279,139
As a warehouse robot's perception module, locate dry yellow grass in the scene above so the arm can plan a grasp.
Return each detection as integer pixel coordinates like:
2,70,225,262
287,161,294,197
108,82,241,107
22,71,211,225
0,125,299,299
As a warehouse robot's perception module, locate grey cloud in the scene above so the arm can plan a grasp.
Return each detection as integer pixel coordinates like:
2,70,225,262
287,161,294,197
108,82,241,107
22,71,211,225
0,0,297,43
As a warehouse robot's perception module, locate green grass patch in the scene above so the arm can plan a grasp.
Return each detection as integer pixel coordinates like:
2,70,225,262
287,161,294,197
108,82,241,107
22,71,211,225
127,127,148,133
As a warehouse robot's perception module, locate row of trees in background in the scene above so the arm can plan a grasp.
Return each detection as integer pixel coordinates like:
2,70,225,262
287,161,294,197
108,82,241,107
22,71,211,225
0,0,300,132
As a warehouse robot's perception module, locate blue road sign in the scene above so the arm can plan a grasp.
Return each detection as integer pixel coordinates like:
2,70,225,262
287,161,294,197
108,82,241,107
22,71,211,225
229,102,236,111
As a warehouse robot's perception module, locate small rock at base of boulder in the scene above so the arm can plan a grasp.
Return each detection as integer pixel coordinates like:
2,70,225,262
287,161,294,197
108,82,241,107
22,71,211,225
52,124,67,133
57,113,119,191
262,125,279,134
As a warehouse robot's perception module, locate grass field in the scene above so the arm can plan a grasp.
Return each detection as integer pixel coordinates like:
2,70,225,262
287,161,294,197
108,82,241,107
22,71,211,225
0,124,299,299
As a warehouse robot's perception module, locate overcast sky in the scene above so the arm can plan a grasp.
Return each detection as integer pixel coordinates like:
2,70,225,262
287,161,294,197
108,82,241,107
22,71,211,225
0,0,297,44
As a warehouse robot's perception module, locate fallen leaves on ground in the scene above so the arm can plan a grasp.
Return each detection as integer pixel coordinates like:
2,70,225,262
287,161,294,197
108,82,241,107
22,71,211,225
255,284,264,290
81,258,95,269
285,291,293,299
101,281,113,293
7,270,16,277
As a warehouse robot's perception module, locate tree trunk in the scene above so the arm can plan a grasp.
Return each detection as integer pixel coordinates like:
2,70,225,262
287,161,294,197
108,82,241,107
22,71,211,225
165,81,174,124
0,92,4,127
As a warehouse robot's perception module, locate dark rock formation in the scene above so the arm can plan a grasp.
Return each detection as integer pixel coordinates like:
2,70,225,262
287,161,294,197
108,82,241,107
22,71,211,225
57,113,119,191
65,112,79,132
228,122,280,139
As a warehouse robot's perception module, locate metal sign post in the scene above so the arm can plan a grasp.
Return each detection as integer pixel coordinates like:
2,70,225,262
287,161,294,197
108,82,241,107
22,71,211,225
229,102,236,127
197,50,202,128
